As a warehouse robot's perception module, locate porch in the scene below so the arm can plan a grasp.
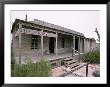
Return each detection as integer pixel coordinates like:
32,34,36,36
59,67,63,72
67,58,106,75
15,52,82,64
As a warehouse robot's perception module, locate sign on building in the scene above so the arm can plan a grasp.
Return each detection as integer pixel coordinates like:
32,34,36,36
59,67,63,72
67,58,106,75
15,28,57,37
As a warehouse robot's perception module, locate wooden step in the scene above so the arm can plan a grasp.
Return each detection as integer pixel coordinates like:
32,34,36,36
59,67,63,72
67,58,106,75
65,60,77,65
69,62,80,69
64,57,73,61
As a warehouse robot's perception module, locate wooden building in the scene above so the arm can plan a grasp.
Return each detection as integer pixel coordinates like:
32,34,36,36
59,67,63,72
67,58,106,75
11,18,96,64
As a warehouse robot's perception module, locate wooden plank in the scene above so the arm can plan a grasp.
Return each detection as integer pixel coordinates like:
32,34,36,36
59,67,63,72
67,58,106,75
41,29,43,56
18,24,22,64
65,60,77,65
49,60,57,64
57,63,88,77
64,57,73,61
56,32,58,56
78,36,80,52
84,38,86,53
69,62,80,68
15,29,19,37
15,28,57,37
86,63,89,77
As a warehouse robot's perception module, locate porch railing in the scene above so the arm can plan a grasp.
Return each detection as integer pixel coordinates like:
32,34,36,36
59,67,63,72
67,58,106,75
72,48,81,62
57,63,89,77
70,47,89,77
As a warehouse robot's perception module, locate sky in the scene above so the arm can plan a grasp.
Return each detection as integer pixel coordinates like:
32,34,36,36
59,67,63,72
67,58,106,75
11,10,100,42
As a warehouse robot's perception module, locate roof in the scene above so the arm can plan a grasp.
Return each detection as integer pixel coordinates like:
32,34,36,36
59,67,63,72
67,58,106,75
12,18,84,36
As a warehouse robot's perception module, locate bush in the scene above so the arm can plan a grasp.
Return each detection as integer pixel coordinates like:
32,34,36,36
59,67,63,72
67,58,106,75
11,58,52,77
81,50,100,64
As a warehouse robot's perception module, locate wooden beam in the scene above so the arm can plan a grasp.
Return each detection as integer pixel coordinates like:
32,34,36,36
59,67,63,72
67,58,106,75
15,28,57,37
86,63,89,77
56,32,58,56
18,24,22,64
73,35,75,49
80,38,82,53
22,22,74,36
82,38,84,53
41,29,43,57
21,22,85,38
84,38,86,53
72,35,75,57
57,63,89,77
78,37,80,52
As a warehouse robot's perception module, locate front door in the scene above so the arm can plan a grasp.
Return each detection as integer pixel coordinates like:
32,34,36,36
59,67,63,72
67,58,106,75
49,37,54,53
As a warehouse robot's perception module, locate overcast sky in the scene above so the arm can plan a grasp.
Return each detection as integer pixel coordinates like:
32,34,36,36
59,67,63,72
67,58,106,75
11,10,100,42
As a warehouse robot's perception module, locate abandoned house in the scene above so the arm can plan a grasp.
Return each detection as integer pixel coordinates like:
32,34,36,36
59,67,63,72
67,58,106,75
11,18,96,64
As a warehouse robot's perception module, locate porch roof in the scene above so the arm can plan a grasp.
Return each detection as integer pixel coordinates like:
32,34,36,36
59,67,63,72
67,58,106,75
12,19,84,37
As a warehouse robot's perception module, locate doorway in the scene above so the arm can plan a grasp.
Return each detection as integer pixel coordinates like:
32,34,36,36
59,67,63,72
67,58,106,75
75,37,78,51
49,37,55,53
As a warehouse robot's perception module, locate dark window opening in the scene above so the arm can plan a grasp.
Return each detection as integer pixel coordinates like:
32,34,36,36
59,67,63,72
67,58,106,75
49,37,54,53
61,38,65,48
75,37,78,51
31,35,38,49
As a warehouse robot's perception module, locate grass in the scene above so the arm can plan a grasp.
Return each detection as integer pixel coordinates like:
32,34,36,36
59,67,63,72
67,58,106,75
81,50,100,64
11,58,52,77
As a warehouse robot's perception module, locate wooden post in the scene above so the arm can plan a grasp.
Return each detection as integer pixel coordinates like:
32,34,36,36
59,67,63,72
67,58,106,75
41,29,43,57
84,38,86,53
83,38,84,53
72,48,74,57
78,36,81,62
78,36,80,52
73,35,75,50
80,37,82,53
86,63,89,77
73,35,75,55
18,24,22,64
56,32,58,56
72,35,75,57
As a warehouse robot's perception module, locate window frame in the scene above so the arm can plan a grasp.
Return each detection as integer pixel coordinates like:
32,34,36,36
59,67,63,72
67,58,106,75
31,35,38,49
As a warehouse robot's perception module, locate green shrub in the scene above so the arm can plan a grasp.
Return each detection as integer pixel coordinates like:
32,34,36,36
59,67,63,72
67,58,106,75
11,58,51,77
81,50,100,64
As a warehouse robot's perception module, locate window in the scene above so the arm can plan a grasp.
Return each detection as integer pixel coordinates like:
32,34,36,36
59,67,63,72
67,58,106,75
31,35,38,49
61,37,65,48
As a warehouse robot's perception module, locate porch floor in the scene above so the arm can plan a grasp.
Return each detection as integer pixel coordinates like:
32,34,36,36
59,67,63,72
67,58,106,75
15,52,81,64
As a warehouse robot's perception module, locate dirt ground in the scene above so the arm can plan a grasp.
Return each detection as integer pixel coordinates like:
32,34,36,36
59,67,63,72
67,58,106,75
51,63,100,77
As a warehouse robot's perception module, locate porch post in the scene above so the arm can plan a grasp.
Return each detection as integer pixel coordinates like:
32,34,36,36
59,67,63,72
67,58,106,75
41,29,43,57
78,36,80,52
18,24,22,64
80,37,82,53
73,35,75,49
84,37,86,53
72,35,75,56
56,32,58,56
83,38,85,53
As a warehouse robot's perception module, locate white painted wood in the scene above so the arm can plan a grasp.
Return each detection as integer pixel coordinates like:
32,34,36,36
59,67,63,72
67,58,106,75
78,37,80,52
73,35,75,49
41,29,43,57
15,28,57,37
56,32,58,56
73,35,75,55
84,38,86,53
18,24,22,64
